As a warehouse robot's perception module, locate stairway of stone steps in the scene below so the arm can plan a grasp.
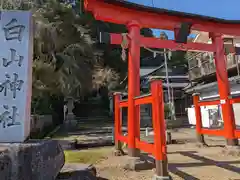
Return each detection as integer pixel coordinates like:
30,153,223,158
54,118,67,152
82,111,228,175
70,97,113,125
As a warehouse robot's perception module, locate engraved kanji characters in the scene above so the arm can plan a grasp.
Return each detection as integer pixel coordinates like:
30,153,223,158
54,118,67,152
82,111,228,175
0,73,24,99
0,105,20,128
0,17,27,130
3,18,25,42
2,48,24,67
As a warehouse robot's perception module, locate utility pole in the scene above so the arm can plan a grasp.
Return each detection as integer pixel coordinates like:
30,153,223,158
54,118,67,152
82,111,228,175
0,0,3,10
163,49,171,101
163,48,176,121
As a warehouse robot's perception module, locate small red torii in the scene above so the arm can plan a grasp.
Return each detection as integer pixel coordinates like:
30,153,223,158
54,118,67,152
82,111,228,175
84,0,240,179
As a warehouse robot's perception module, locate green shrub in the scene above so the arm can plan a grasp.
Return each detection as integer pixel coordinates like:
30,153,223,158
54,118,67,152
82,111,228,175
164,104,171,118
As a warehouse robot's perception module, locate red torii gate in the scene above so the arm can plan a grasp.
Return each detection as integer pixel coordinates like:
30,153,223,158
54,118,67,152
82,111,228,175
84,0,240,178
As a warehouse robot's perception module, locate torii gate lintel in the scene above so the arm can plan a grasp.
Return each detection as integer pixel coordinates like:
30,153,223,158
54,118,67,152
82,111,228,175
84,0,240,36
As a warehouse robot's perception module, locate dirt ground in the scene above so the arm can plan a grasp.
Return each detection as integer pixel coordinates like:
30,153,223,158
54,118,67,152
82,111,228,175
55,122,240,180
95,128,240,180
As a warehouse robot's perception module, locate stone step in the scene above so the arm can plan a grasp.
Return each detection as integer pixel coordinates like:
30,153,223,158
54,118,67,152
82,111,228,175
56,163,97,180
75,116,111,120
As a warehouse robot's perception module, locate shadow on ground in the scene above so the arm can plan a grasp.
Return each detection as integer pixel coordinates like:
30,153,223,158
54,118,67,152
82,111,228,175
57,171,109,180
57,171,96,180
143,150,240,180
170,151,240,179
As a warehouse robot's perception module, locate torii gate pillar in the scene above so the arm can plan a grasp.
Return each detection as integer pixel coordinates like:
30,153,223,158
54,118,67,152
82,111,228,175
127,21,141,157
210,33,238,146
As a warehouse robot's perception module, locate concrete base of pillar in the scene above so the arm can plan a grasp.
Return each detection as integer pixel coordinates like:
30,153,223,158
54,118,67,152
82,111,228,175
128,147,140,157
196,134,206,144
124,156,154,171
155,160,169,178
222,145,240,156
226,138,239,146
152,174,172,180
57,163,97,180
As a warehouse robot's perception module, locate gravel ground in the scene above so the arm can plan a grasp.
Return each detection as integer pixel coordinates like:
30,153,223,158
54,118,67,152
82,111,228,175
55,122,240,180
96,128,240,180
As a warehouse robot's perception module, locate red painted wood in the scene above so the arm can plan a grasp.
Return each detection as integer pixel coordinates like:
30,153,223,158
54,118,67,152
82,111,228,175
119,100,128,107
211,33,236,140
234,130,240,138
200,129,225,136
85,0,240,36
114,94,123,144
193,95,203,138
134,95,152,105
230,97,240,104
151,80,167,161
135,139,154,154
117,135,128,143
198,100,220,106
127,21,141,151
109,33,215,52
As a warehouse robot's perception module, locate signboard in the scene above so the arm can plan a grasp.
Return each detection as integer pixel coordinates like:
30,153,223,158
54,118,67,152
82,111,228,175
0,11,33,142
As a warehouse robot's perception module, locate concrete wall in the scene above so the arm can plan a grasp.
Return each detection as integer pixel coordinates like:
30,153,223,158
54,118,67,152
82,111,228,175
188,104,240,127
232,104,240,127
187,87,240,127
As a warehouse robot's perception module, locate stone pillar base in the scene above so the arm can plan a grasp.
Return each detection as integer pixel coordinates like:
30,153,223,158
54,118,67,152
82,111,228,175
152,174,172,180
155,160,169,178
124,157,154,171
128,147,140,157
57,163,97,180
197,134,205,144
226,138,239,146
0,139,64,180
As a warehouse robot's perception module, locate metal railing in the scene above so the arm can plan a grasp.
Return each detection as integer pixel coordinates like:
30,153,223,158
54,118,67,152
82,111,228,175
188,52,240,80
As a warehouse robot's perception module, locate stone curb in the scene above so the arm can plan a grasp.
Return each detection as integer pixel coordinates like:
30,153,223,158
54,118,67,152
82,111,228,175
45,125,61,138
57,163,97,180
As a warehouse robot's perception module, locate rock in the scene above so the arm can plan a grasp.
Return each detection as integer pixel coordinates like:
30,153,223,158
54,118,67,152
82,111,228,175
0,139,64,180
124,157,155,171
57,163,97,180
113,149,125,156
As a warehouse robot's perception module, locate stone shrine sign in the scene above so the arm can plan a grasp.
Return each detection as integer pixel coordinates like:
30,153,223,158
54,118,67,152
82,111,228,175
0,11,33,142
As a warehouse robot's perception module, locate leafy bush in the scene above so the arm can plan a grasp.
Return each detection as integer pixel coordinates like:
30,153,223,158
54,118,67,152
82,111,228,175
164,104,171,119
